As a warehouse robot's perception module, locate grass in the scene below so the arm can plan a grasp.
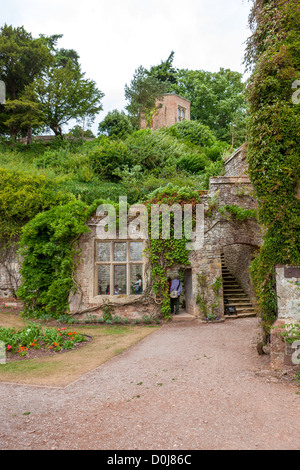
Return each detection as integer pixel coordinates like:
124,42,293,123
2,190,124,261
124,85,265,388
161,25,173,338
0,312,159,387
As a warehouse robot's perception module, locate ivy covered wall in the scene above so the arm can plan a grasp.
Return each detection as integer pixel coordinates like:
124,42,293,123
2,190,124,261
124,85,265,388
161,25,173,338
245,0,300,335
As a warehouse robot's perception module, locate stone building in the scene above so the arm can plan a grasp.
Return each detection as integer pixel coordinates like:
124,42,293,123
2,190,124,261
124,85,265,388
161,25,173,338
139,93,191,130
68,145,263,321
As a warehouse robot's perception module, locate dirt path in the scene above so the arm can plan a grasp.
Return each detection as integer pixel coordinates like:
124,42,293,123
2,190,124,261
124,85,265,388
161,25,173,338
0,317,299,450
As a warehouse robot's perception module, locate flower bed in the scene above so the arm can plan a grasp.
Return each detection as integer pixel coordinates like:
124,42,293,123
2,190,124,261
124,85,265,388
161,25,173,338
0,322,87,360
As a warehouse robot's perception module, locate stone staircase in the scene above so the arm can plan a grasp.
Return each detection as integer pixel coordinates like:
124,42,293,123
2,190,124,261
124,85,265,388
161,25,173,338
221,254,256,318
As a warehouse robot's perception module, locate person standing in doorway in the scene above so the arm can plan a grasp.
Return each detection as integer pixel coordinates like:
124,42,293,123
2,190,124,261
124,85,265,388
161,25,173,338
170,275,183,315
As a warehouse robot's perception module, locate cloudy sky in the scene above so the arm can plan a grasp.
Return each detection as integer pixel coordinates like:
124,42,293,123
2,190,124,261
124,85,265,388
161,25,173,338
2,0,253,133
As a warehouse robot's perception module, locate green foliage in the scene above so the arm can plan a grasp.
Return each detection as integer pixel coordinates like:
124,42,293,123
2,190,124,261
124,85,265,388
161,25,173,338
176,153,208,174
0,322,86,356
144,185,196,318
0,24,53,137
98,109,133,139
245,0,300,334
90,137,133,181
0,25,104,138
29,59,104,136
171,67,246,145
124,65,169,128
163,120,216,147
124,129,178,171
277,323,300,345
148,51,177,86
0,168,73,245
218,204,257,220
17,199,93,318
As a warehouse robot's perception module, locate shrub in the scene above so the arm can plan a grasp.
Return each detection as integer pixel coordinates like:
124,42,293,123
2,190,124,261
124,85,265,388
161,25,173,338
90,137,133,181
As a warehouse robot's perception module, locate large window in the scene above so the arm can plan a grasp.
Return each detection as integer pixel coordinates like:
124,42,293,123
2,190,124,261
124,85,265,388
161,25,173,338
95,241,144,296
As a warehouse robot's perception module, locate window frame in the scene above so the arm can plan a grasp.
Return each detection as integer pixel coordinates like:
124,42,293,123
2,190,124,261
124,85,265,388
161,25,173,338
177,105,186,122
94,240,145,296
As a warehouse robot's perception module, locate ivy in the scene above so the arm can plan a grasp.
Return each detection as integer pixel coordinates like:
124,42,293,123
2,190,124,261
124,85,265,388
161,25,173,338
144,184,200,318
17,198,114,318
218,204,257,221
245,0,300,335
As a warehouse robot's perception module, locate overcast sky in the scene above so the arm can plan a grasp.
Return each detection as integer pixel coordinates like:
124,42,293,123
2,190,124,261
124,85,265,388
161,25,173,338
2,0,252,133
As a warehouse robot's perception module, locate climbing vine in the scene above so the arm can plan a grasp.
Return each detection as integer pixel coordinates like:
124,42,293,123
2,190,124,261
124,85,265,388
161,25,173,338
245,0,300,335
144,184,202,318
218,204,257,221
17,198,117,318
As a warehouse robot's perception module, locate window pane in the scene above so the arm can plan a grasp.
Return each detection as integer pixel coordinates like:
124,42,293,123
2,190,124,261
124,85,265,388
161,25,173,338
113,242,127,262
130,242,143,261
97,242,110,262
114,265,126,295
130,265,143,295
97,265,110,295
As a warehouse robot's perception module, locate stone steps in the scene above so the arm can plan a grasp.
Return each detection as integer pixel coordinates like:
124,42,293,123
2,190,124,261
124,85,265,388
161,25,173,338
171,311,195,322
221,254,256,318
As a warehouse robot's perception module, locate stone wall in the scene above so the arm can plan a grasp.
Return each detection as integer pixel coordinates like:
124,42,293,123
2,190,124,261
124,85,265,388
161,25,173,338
275,265,300,320
224,145,248,177
0,245,21,299
184,176,262,319
270,265,300,369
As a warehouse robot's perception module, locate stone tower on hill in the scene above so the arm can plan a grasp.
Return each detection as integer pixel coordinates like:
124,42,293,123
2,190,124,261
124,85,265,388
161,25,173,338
139,93,191,130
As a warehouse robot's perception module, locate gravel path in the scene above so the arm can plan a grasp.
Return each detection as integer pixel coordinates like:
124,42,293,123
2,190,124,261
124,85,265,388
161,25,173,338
0,317,299,450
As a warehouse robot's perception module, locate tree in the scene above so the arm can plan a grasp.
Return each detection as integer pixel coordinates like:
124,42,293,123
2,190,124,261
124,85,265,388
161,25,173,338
124,65,169,129
29,59,104,136
0,24,53,138
148,51,177,86
68,124,95,139
4,84,45,143
98,109,133,139
171,68,246,145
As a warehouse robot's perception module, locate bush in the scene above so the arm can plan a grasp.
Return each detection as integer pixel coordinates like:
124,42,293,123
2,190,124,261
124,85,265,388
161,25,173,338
176,153,208,174
90,137,133,181
98,109,133,139
163,120,216,147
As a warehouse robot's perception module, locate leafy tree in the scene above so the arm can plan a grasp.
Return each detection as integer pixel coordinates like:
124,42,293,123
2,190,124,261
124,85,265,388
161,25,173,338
29,59,104,136
148,51,177,86
68,124,95,139
172,68,246,145
0,24,53,138
4,88,45,143
124,65,169,129
98,109,133,139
